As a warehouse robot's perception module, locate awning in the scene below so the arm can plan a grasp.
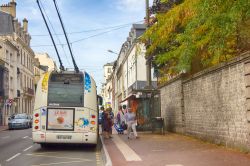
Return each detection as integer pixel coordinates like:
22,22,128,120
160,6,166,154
120,94,136,103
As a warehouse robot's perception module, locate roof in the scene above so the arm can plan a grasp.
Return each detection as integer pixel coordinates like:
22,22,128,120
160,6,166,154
104,61,116,67
0,11,14,35
132,24,146,30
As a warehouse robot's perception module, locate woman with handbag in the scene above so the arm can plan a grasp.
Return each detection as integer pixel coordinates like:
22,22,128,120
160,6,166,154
125,108,138,139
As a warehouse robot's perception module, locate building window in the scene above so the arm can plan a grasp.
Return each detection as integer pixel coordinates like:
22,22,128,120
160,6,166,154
21,50,22,64
6,50,9,62
24,75,26,88
17,53,20,64
108,68,112,73
23,52,25,66
10,53,13,62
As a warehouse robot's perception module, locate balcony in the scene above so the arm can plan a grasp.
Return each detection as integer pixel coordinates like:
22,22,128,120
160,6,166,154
128,81,158,95
23,87,34,96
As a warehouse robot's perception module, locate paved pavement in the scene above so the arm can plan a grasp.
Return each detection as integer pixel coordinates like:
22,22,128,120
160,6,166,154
0,125,8,131
102,130,250,166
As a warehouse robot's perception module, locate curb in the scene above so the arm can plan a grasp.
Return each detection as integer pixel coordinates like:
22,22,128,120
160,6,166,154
100,135,112,166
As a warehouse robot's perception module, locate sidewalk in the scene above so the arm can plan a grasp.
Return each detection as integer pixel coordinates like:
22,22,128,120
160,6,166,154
0,125,8,131
102,130,250,166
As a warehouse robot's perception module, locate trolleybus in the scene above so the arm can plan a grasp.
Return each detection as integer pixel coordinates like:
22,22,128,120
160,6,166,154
32,70,100,147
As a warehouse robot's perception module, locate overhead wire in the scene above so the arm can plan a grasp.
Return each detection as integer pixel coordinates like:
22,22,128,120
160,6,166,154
53,0,79,73
31,20,144,37
71,25,131,44
39,0,71,66
36,0,64,71
31,23,135,47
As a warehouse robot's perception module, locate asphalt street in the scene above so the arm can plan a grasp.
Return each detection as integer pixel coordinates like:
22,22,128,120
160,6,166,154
0,129,102,166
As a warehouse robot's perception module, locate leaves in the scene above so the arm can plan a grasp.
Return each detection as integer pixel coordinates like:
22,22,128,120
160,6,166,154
142,0,250,84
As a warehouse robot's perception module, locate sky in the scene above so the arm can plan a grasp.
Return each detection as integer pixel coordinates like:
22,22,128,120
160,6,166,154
1,0,153,92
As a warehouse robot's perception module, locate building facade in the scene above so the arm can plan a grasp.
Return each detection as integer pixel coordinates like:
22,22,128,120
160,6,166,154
0,56,9,126
35,53,57,72
102,24,159,127
0,1,35,125
34,58,48,92
101,62,115,109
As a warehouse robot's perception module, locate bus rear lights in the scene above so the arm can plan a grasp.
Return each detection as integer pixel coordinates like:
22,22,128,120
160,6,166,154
91,115,96,119
35,113,39,117
40,134,45,139
91,121,95,125
34,126,39,130
34,119,39,124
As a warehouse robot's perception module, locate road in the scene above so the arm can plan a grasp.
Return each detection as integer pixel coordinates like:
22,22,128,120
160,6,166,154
0,129,102,166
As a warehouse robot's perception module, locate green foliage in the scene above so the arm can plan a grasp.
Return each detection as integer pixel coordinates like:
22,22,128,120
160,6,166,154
142,0,250,84
160,0,169,3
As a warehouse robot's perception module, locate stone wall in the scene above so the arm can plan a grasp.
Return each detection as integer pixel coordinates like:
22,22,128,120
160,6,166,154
160,52,250,151
160,77,184,133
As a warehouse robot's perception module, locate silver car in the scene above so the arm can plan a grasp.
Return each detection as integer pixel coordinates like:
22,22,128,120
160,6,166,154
8,114,31,129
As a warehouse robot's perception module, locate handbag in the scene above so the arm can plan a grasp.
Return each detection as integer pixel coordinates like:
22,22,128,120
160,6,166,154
122,122,127,130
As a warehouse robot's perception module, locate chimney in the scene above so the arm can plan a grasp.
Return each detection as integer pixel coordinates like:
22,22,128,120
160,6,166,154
9,0,16,18
23,18,28,32
13,18,18,32
0,0,16,18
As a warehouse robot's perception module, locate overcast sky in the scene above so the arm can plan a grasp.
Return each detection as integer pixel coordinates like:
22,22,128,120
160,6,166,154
2,0,152,92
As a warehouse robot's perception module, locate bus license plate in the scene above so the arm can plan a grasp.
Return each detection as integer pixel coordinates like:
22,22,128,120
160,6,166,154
56,135,72,139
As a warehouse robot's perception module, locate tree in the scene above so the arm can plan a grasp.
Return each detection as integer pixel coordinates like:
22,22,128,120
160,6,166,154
142,0,250,84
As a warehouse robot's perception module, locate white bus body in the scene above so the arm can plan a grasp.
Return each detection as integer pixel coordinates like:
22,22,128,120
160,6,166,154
32,71,98,145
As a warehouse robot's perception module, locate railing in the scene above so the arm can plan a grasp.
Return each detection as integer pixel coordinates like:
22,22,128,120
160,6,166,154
23,87,34,96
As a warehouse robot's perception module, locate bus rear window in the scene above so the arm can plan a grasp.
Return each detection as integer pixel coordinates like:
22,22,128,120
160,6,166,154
48,83,83,107
50,73,83,83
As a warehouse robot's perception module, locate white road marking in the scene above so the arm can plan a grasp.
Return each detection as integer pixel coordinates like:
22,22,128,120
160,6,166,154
31,161,85,166
112,135,142,161
6,153,21,162
23,136,28,139
26,154,92,161
152,149,165,152
1,136,10,139
23,145,33,152
31,152,59,155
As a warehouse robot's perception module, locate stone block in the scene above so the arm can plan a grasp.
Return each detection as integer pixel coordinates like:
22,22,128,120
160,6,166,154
246,99,250,111
244,62,250,75
245,75,250,87
247,110,250,122
246,88,250,98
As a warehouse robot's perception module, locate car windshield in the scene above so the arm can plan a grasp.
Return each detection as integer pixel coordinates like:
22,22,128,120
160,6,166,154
14,114,26,119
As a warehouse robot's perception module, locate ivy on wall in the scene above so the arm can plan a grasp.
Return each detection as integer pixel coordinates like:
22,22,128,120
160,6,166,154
142,0,250,84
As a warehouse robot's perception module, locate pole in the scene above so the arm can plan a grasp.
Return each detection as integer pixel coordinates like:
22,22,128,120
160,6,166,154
53,0,79,73
145,0,152,88
146,0,150,28
36,0,65,71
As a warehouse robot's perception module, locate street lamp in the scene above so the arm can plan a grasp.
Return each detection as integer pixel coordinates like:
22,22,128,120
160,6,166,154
107,50,119,55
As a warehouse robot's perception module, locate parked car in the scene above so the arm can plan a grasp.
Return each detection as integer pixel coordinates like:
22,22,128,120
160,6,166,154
98,111,103,124
27,114,33,127
8,113,31,129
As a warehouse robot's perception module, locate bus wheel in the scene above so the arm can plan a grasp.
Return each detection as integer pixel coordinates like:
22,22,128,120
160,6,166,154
40,143,48,148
